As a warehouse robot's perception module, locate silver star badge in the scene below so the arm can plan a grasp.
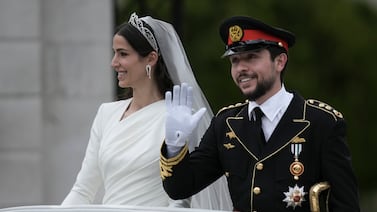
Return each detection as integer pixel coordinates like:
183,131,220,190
282,184,307,209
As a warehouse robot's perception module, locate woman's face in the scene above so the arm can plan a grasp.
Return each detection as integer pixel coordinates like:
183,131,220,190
111,34,148,88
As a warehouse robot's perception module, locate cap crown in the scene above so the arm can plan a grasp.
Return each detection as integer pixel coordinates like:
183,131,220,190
219,16,295,57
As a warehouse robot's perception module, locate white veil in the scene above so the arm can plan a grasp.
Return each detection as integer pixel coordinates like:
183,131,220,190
141,16,233,210
141,16,212,149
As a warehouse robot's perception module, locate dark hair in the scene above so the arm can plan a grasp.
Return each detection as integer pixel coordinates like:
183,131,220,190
266,46,289,82
114,21,174,100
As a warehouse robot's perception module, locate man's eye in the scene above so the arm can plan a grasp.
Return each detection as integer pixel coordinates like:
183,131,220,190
230,57,239,64
247,53,260,60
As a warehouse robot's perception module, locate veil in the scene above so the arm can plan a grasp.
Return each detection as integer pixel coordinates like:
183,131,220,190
141,16,233,210
141,16,212,149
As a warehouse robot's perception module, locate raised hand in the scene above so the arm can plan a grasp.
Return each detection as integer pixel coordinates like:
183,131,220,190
165,83,206,149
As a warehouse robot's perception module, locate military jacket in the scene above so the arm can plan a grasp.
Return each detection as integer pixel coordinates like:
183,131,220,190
161,93,360,212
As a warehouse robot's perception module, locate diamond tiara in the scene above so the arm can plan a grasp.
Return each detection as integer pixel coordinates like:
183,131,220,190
128,12,159,53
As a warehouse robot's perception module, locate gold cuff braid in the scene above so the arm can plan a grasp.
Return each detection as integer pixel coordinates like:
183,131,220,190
160,143,188,180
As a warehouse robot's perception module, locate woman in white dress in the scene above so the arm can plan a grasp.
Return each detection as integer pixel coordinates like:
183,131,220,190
62,12,232,210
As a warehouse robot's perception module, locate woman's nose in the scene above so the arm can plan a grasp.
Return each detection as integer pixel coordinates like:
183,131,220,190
111,56,118,68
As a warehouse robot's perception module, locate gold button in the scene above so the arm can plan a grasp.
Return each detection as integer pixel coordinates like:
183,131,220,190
253,187,261,195
256,163,263,170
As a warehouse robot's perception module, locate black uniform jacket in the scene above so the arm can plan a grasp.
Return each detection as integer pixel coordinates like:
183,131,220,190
161,93,360,212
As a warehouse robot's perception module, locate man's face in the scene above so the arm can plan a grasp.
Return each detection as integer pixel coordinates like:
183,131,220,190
228,49,284,102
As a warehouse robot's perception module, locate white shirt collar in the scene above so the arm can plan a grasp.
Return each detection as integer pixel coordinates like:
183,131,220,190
248,85,293,121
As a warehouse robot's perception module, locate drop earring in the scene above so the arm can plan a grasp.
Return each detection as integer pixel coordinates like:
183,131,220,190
145,64,151,79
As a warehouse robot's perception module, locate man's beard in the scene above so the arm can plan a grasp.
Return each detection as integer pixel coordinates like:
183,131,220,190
245,75,275,101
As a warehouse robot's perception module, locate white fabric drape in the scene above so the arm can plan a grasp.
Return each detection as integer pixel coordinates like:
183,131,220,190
142,16,233,211
63,100,170,206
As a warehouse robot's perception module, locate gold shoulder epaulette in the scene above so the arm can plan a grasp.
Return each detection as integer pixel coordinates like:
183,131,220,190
306,99,343,120
216,100,248,116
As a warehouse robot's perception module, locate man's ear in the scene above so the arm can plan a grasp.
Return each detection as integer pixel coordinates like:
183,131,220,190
275,53,288,72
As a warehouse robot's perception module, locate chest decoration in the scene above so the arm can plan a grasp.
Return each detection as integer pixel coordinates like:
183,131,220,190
226,131,236,139
282,184,307,209
224,131,237,150
223,143,235,149
290,136,305,180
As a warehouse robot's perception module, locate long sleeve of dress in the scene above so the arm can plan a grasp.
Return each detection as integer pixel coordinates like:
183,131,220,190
62,105,105,204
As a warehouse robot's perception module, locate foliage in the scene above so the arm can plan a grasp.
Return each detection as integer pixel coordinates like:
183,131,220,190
114,0,377,193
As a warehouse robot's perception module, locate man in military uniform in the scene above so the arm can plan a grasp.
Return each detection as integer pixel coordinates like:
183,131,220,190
160,16,360,211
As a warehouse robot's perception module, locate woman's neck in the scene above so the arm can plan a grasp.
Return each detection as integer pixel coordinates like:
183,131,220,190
121,86,163,120
130,92,163,110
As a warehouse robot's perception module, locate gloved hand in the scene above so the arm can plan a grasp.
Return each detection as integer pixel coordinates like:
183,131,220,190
165,83,206,152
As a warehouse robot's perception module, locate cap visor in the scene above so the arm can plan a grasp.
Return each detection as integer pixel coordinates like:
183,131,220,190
221,45,266,58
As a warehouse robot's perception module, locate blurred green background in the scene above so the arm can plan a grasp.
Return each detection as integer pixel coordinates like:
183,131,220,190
114,0,377,210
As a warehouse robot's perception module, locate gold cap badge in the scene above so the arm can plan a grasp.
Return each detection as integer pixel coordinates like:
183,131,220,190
229,25,243,42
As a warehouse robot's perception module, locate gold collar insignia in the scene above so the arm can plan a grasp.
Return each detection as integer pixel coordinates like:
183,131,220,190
223,143,235,150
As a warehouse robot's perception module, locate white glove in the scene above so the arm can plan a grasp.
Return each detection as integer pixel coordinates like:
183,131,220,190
165,83,206,154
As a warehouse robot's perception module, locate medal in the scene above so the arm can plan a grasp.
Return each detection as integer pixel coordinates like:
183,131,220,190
282,184,307,209
290,137,305,180
290,161,304,180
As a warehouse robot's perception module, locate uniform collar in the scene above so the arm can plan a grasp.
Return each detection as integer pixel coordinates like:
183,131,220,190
248,85,293,121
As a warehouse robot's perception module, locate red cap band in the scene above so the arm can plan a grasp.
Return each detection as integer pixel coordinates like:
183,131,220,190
227,29,288,51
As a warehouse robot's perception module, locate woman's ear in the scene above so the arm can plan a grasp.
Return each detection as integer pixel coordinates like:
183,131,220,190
147,51,159,66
